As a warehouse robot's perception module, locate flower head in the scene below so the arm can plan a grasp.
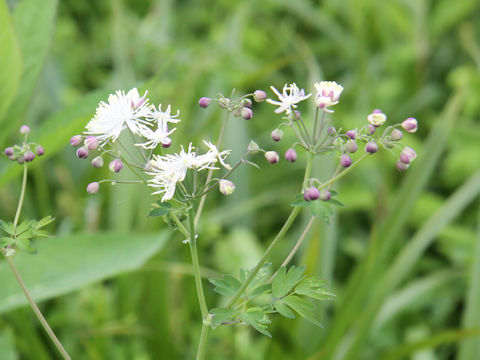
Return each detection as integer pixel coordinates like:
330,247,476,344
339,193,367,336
314,81,343,112
367,109,387,127
266,83,311,115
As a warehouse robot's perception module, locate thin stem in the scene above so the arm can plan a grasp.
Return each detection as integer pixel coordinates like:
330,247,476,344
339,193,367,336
5,256,71,359
312,107,320,144
13,164,28,228
268,216,316,283
129,131,147,162
170,213,190,238
196,323,210,360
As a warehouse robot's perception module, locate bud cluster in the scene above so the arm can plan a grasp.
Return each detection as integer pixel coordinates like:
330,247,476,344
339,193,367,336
3,125,45,164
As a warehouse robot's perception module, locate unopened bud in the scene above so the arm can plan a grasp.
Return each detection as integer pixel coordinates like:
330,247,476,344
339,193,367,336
198,97,211,108
4,147,14,156
241,107,253,120
327,127,336,135
24,151,35,162
365,142,378,154
400,146,417,163
218,98,230,109
84,136,99,150
87,182,100,194
399,152,410,164
367,124,376,135
70,135,83,147
219,179,235,195
346,130,356,140
271,128,283,142
109,158,123,173
346,140,358,153
243,98,253,109
253,90,267,102
265,151,279,164
247,140,260,154
303,187,320,201
396,161,409,171
162,138,172,148
91,156,104,168
233,107,242,117
20,125,30,134
35,145,45,156
285,148,297,162
319,189,331,201
391,129,403,141
340,154,352,167
367,109,387,127
76,147,89,159
401,117,418,133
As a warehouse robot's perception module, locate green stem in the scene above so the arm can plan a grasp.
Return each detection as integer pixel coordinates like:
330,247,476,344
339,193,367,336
13,164,27,228
171,213,190,239
196,323,210,360
317,153,368,191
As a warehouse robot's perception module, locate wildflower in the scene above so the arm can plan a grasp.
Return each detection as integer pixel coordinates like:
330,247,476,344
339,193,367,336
253,90,267,102
303,187,320,201
285,148,298,162
271,129,283,142
401,117,418,133
70,135,83,147
219,179,235,195
76,147,89,159
346,130,356,140
365,142,378,154
35,146,45,156
247,140,260,154
91,156,104,168
346,140,358,153
109,159,123,173
243,99,253,109
391,129,403,141
198,97,211,108
319,189,331,201
20,125,30,134
84,136,99,150
367,124,376,135
367,109,387,127
4,147,14,156
340,154,352,167
87,182,100,194
266,83,311,115
147,104,181,126
314,81,343,112
400,147,417,162
24,151,35,162
265,151,280,164
241,107,253,120
136,122,176,150
396,161,409,171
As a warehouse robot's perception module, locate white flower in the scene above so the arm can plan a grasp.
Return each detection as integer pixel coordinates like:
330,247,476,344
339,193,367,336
266,83,311,115
147,104,181,125
314,81,344,113
85,88,152,145
367,109,387,127
136,123,176,149
200,140,232,170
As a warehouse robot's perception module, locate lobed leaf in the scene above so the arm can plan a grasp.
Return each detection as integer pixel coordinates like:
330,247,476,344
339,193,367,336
240,308,272,337
282,295,323,328
295,276,336,301
272,265,306,298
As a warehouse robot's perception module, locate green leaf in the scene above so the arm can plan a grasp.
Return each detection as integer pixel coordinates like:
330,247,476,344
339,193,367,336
0,221,15,236
15,220,32,236
295,276,336,301
0,232,168,314
240,308,272,337
210,307,237,325
209,274,241,296
282,295,323,328
0,0,22,117
15,238,37,254
148,207,172,217
328,198,345,207
0,237,14,246
272,265,306,298
310,201,334,224
291,194,310,207
274,300,295,319
249,283,271,300
35,216,55,230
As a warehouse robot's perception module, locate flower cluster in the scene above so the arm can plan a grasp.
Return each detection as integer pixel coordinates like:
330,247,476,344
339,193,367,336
3,125,45,164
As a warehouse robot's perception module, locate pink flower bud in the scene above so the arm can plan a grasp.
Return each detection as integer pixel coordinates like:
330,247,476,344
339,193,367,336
198,97,211,108
241,107,253,120
285,148,297,162
219,179,235,195
340,154,352,167
327,127,336,135
303,187,320,201
396,161,409,171
265,151,279,164
365,142,378,154
319,189,331,201
401,146,417,162
70,135,83,147
401,117,418,133
91,156,104,168
367,124,376,135
346,140,358,153
24,151,35,162
76,147,89,159
4,147,14,156
271,129,283,142
162,138,172,148
243,98,253,109
109,158,123,173
86,182,100,194
35,145,45,156
346,130,356,140
399,153,410,164
84,136,99,150
391,129,403,141
20,125,30,134
253,90,267,102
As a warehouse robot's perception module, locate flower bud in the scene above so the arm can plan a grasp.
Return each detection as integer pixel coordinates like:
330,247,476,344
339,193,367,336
86,182,100,194
17,156,25,164
253,90,267,102
401,146,417,162
162,138,172,148
367,124,376,135
35,145,45,156
241,107,253,120
8,155,17,161
396,161,409,171
84,136,99,150
399,152,410,164
340,154,352,167
24,151,35,162
109,158,123,173
20,125,30,134
265,151,279,164
285,148,297,162
70,135,83,147
401,117,418,133
243,98,253,109
219,179,235,195
4,147,14,156
233,107,242,117
327,127,336,135
367,109,387,127
365,142,378,154
218,98,230,109
303,187,320,201
346,140,358,153
391,129,403,141
198,97,211,108
76,147,89,159
91,156,104,168
271,128,283,142
319,189,331,201
346,130,356,140
247,140,260,154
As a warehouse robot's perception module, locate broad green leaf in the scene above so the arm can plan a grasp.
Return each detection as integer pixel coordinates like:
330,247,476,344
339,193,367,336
295,276,336,301
0,231,168,313
249,283,271,300
0,0,22,117
282,295,323,328
274,300,295,319
210,307,237,325
272,265,306,298
240,308,272,337
148,207,172,217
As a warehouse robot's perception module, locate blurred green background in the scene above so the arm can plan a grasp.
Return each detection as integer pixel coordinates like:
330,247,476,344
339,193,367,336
1,0,480,359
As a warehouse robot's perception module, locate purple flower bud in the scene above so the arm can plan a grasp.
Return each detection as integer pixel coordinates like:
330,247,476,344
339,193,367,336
8,155,17,161
346,130,356,140
367,124,376,135
399,153,410,164
319,189,331,201
401,117,418,133
265,151,279,164
271,128,283,142
20,125,30,134
35,145,45,156
253,90,267,102
198,97,211,108
162,138,172,148
243,98,253,109
76,147,89,159
109,158,123,173
346,140,358,153
401,146,417,162
340,154,352,167
4,147,14,156
241,107,253,120
219,179,235,195
391,129,403,141
327,127,336,135
70,135,83,147
24,151,35,162
17,156,25,164
86,182,100,194
396,161,409,171
303,187,320,201
285,148,298,162
365,142,378,154
84,136,99,150
91,156,104,168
